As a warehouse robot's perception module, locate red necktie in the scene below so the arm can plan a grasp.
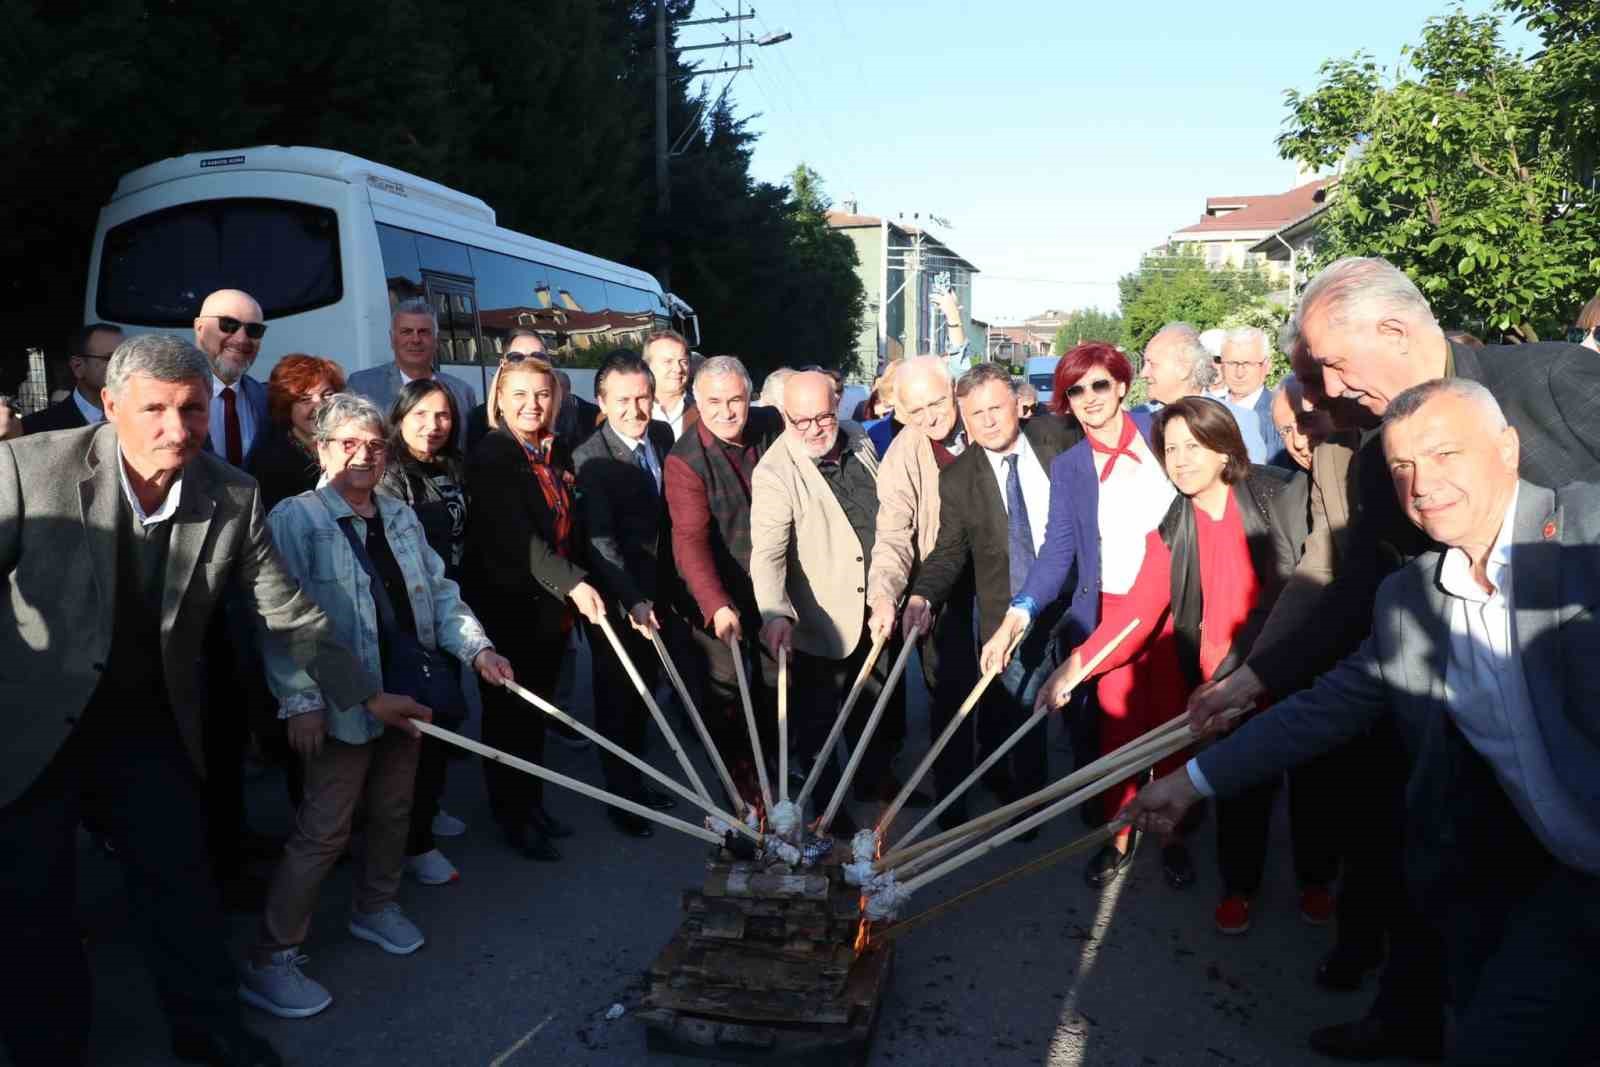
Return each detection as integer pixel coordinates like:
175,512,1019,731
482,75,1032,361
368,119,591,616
1087,414,1140,483
221,386,243,466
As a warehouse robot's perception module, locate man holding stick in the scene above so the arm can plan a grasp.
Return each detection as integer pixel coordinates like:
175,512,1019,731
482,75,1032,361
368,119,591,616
751,370,903,832
867,356,975,828
905,363,1082,837
573,352,681,837
1133,378,1600,1066
663,356,786,807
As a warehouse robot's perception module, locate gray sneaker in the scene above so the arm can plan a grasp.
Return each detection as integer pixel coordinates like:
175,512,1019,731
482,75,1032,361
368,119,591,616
348,903,425,955
238,951,332,1019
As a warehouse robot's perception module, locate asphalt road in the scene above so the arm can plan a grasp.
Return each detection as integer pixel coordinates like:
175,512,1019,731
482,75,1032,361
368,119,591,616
44,640,1359,1067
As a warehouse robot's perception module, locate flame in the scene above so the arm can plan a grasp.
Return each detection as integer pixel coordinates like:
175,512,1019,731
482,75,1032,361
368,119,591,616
853,911,871,953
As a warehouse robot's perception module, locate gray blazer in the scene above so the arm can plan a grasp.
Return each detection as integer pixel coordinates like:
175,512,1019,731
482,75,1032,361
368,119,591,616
346,363,479,452
0,424,380,806
1198,480,1600,883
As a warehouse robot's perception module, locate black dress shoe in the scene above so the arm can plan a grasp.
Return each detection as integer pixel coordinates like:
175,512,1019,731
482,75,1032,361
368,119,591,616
528,807,574,839
637,785,678,811
172,1023,283,1066
504,823,562,862
1307,1015,1443,1061
1084,840,1136,887
608,808,656,838
1315,944,1384,992
1161,842,1196,889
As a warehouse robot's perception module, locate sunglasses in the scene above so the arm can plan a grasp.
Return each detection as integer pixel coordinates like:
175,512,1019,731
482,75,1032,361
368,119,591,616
502,351,547,364
200,315,267,340
1018,403,1037,417
1568,326,1595,345
1065,378,1116,399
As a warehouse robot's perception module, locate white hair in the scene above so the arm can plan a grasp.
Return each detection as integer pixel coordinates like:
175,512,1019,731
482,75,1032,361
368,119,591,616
757,367,795,407
313,393,387,442
1383,377,1506,432
104,334,212,397
694,355,753,397
1298,256,1434,329
1224,326,1269,362
392,297,438,330
892,355,952,408
1150,322,1219,393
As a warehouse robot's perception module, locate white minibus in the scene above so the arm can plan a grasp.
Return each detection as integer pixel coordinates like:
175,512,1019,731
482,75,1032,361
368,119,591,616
85,145,698,401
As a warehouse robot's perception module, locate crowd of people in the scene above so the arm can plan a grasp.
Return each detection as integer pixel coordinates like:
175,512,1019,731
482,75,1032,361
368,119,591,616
1,259,1598,1067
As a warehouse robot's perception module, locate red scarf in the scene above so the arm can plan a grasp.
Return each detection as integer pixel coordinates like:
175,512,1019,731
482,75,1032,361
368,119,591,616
1088,414,1141,483
520,434,574,557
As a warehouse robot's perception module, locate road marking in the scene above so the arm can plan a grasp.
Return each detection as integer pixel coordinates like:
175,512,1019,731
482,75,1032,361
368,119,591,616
488,1013,554,1066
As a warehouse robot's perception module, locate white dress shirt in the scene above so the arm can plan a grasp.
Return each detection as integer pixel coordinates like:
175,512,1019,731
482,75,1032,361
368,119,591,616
652,396,690,441
1093,430,1175,595
614,427,663,491
73,390,105,425
208,374,258,463
117,451,183,527
983,433,1051,556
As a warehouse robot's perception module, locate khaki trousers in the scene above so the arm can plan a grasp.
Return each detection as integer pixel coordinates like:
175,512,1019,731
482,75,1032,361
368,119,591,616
260,729,419,952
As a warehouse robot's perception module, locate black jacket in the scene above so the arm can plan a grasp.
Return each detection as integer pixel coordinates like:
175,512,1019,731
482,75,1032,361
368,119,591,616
572,420,676,614
1157,465,1307,687
462,429,587,643
247,423,322,512
20,396,89,436
912,413,1084,643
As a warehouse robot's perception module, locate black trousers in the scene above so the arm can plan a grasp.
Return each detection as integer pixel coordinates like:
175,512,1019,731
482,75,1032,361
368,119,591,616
202,614,249,878
919,575,980,803
792,625,906,812
1214,756,1344,895
0,706,239,1066
688,622,777,806
405,735,450,856
587,612,660,799
481,638,562,828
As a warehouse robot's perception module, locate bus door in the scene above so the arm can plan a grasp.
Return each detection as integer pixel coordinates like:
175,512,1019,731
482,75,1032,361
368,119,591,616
423,272,488,398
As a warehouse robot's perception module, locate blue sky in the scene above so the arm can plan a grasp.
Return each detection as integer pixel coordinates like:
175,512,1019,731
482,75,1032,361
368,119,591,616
684,0,1537,323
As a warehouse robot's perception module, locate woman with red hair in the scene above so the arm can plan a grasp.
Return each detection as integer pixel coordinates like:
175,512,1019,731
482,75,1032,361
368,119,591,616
982,341,1194,888
251,356,346,509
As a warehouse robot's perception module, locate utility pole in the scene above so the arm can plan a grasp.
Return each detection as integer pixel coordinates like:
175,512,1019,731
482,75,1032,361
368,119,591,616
654,0,671,291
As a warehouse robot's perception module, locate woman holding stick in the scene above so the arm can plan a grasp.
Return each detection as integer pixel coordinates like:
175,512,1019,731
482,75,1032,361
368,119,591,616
1036,397,1318,934
980,343,1190,887
464,355,608,863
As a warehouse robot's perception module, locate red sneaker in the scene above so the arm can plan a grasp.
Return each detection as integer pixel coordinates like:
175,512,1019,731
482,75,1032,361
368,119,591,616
1214,894,1252,935
1300,885,1336,926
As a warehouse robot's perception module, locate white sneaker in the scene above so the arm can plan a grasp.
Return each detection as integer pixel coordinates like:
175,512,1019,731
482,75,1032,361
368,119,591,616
406,848,460,886
431,810,467,837
348,904,425,955
238,951,332,1019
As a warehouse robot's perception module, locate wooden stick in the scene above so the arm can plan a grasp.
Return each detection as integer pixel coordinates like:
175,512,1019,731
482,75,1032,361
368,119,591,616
729,633,773,809
893,616,1143,851
889,722,1189,880
900,728,1200,892
499,680,759,843
596,613,713,805
777,646,789,803
650,628,746,816
793,631,888,813
875,669,999,836
412,721,723,845
818,634,920,833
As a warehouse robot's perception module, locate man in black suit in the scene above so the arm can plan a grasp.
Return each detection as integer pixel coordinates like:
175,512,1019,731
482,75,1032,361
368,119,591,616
572,351,679,836
905,363,1082,823
1189,255,1600,1061
466,330,601,453
21,324,122,435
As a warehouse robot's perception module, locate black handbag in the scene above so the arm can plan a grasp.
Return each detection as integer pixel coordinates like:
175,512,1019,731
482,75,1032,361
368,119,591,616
335,514,468,727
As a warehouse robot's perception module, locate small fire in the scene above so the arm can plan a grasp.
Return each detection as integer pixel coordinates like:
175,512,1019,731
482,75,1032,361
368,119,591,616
853,910,871,953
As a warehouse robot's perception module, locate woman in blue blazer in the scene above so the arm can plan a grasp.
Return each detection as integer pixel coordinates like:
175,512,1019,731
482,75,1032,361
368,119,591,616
982,342,1193,888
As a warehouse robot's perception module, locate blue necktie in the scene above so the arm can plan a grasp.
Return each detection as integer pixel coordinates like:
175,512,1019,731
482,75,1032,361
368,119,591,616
1004,453,1035,596
634,442,656,492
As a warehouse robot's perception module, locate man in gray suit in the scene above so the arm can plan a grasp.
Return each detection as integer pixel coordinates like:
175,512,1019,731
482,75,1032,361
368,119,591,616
0,335,429,1067
1132,378,1600,1066
346,298,478,451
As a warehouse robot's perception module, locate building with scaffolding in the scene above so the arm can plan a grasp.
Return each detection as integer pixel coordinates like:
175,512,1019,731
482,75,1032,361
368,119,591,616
826,203,980,379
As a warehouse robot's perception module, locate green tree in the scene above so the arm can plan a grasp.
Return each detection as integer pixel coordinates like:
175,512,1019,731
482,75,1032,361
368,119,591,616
1052,307,1124,353
1277,6,1600,337
1117,246,1270,354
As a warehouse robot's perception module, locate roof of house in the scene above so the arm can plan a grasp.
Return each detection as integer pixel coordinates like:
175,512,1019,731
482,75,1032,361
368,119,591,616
826,209,979,273
1172,179,1328,239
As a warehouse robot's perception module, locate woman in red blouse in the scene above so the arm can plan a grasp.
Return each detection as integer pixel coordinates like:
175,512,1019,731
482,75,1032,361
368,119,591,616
1037,397,1311,934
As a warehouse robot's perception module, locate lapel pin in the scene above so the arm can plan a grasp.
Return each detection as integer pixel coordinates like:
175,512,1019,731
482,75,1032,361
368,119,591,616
1542,519,1557,540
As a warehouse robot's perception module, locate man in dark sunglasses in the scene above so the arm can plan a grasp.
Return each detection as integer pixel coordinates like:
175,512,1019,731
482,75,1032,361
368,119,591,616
1015,383,1039,419
193,288,269,469
21,323,124,435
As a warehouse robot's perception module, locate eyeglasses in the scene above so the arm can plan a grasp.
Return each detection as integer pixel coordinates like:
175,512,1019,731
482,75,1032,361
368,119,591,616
1018,403,1037,417
1221,360,1262,372
502,350,548,364
329,437,387,458
787,410,838,433
1568,326,1595,345
1065,378,1115,399
199,315,268,340
293,391,339,407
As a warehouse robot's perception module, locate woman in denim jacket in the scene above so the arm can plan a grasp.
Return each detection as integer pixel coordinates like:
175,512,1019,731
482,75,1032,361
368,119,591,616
240,394,512,1021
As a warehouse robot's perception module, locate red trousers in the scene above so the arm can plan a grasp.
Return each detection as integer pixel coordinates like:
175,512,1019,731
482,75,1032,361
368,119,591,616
1093,593,1191,823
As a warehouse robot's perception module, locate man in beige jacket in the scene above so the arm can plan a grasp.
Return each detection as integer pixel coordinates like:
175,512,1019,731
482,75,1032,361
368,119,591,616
866,356,974,827
751,371,905,829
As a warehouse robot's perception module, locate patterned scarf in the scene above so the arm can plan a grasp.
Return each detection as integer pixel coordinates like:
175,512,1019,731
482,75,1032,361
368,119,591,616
520,434,573,560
